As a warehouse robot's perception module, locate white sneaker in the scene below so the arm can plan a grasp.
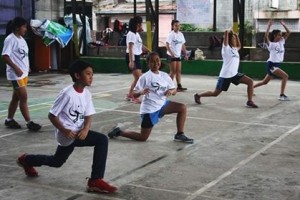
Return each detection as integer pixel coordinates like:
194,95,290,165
278,94,290,101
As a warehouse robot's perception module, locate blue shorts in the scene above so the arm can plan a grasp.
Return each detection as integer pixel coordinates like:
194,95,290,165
125,53,142,71
140,100,170,128
266,61,281,76
216,73,244,91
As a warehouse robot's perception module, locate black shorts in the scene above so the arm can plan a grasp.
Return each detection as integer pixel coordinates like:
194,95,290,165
166,54,182,62
216,73,244,91
125,53,142,71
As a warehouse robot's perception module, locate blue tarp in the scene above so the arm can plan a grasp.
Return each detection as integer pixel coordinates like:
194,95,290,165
30,19,73,48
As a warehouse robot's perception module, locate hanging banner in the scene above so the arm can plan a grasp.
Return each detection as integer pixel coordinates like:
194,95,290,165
177,0,212,25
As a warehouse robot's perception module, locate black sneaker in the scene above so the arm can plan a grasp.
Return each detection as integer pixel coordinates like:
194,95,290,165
107,124,123,139
174,133,194,144
26,121,42,131
245,100,258,108
5,119,21,129
177,84,187,92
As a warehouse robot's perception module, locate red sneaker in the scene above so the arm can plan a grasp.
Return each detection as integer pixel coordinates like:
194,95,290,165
87,178,117,193
17,154,38,177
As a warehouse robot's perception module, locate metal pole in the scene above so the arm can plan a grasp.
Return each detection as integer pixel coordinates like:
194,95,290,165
153,0,159,52
82,0,87,55
71,0,80,57
134,0,137,17
213,0,216,31
233,0,239,32
145,0,152,52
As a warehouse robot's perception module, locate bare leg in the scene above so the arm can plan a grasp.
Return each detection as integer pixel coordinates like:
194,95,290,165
194,89,222,104
169,61,176,81
198,89,222,98
120,127,152,142
162,101,186,133
254,74,272,88
272,68,289,95
175,61,182,86
128,69,142,96
16,86,31,122
239,75,254,101
7,90,20,119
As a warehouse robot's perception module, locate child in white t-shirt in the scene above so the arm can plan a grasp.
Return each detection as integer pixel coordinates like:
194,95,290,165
166,20,189,91
17,60,117,193
108,52,193,143
125,16,148,103
1,17,41,131
254,19,291,101
194,30,258,108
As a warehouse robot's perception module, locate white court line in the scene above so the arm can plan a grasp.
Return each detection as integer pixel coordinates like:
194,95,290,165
1,102,293,139
15,180,126,200
0,87,127,113
184,124,300,200
127,184,191,195
94,107,294,129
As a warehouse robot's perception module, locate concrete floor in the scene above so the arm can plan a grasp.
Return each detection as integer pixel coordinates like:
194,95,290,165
0,72,299,200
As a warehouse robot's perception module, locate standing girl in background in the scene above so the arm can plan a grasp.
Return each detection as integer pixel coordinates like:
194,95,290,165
194,29,258,108
254,19,291,101
166,20,189,92
125,16,145,103
1,17,41,131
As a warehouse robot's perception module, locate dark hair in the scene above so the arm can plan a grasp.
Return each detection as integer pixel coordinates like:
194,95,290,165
171,20,179,26
69,60,93,82
128,16,143,33
6,17,27,36
146,51,160,63
270,29,281,42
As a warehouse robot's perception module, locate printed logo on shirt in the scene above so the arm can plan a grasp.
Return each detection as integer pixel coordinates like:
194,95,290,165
151,82,167,92
231,48,239,58
275,47,284,54
18,47,28,59
172,39,183,45
69,107,84,123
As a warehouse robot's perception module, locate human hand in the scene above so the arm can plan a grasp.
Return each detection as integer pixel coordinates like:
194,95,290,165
164,89,174,96
77,129,88,140
129,61,135,70
14,67,23,77
63,129,77,139
140,88,150,96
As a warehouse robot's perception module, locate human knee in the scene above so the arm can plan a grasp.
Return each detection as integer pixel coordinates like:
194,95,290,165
51,160,66,168
178,103,187,113
138,135,150,142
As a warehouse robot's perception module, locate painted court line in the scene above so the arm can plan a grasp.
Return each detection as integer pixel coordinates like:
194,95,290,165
94,107,294,129
127,184,191,195
184,124,300,200
16,180,125,200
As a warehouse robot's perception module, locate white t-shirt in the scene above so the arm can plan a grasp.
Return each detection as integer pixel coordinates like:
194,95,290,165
166,30,186,58
49,85,96,146
267,38,285,63
134,70,175,114
1,33,29,80
126,31,143,55
219,44,240,78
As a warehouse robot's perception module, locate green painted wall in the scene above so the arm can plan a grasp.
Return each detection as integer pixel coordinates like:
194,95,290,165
82,57,300,80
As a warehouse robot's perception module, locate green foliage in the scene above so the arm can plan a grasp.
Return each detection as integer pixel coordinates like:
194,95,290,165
243,20,255,46
180,24,215,32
